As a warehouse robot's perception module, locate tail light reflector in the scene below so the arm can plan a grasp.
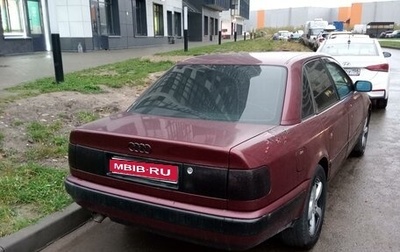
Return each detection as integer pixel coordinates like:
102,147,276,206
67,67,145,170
366,63,389,72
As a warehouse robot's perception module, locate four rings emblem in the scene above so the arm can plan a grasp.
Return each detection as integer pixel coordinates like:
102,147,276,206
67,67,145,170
128,142,152,154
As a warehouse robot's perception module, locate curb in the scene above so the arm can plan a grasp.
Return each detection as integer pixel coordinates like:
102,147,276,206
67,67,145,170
0,203,91,252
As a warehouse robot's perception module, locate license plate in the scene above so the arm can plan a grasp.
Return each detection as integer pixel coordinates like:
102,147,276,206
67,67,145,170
344,68,360,76
109,158,179,184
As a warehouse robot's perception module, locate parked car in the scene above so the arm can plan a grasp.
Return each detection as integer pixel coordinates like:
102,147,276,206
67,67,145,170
327,31,353,39
277,30,291,40
65,52,372,250
379,30,393,38
317,36,391,109
289,31,302,41
386,30,400,38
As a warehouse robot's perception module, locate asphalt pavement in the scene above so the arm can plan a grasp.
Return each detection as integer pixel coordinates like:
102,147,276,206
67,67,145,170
0,39,228,252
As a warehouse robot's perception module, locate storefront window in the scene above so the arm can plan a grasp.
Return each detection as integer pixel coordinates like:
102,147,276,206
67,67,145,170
1,0,26,36
135,0,147,36
174,12,181,37
153,3,163,36
204,16,208,36
27,0,42,34
96,0,119,35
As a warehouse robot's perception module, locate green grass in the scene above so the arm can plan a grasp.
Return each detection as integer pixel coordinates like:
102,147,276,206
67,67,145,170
75,111,100,124
6,58,174,96
0,162,71,236
159,38,310,56
0,132,4,146
379,39,400,49
25,121,69,161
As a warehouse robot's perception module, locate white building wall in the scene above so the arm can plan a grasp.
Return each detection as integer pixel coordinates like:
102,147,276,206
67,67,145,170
248,7,340,29
220,10,231,36
361,1,400,24
146,0,182,37
290,8,308,27
245,10,257,32
56,0,92,38
202,7,220,40
266,9,291,27
221,10,247,36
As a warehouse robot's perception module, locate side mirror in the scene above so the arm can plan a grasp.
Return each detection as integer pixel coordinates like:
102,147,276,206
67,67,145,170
354,80,372,92
383,51,391,58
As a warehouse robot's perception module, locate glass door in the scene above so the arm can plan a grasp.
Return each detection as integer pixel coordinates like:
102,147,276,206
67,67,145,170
27,0,45,51
91,0,109,50
90,0,101,49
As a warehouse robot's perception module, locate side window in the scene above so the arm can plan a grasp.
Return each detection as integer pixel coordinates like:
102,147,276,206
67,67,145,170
302,72,314,119
304,60,338,111
325,62,353,99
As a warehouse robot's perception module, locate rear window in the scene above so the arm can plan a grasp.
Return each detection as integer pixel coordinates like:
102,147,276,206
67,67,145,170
128,64,287,125
319,40,378,56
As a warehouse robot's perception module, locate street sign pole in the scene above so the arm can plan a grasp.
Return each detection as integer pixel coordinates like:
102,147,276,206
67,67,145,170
48,1,64,83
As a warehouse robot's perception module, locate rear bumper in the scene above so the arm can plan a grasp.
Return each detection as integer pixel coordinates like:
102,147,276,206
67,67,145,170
65,175,306,250
368,89,387,100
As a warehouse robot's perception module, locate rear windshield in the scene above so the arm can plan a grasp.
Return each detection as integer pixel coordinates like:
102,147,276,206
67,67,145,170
128,64,287,125
319,41,378,56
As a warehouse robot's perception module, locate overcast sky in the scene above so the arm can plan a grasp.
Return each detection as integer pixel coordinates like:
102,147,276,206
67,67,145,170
249,0,389,10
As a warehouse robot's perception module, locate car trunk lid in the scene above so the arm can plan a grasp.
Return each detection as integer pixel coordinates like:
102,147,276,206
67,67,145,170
70,112,275,168
335,55,388,80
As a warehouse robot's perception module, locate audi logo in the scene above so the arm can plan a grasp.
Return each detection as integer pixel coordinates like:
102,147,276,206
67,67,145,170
128,142,152,154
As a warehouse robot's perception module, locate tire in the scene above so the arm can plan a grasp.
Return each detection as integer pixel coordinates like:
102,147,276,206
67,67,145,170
351,114,370,157
376,98,388,109
280,165,327,249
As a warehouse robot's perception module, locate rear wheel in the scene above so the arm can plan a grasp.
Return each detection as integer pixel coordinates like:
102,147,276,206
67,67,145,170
351,114,370,157
280,165,326,249
376,98,388,109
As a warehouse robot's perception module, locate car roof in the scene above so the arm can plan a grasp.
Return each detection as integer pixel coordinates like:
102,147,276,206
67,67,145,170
323,36,376,44
177,52,327,66
328,34,371,40
329,31,352,35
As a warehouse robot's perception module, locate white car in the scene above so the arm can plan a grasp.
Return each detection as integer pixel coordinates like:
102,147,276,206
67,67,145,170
317,36,391,109
327,31,353,39
277,30,291,41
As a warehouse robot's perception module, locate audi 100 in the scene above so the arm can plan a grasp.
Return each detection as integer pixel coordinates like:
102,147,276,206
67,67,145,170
65,52,372,250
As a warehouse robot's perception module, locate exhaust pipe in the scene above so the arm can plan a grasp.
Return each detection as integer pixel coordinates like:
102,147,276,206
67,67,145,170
92,213,107,223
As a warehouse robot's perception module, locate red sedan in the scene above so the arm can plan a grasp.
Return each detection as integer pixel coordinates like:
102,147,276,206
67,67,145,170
65,52,372,250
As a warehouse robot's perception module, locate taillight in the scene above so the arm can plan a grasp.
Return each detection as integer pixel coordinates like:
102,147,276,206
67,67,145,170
366,63,389,72
228,166,270,200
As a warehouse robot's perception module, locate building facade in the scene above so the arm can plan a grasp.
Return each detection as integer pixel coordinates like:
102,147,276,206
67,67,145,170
0,0,50,55
184,0,229,42
246,0,400,32
0,0,249,55
221,0,249,38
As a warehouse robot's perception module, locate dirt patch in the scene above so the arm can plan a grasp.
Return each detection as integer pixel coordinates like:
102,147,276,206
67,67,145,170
0,54,192,168
0,71,165,168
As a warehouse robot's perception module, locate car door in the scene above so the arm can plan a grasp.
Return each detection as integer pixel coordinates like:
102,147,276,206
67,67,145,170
303,59,348,178
324,59,365,154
